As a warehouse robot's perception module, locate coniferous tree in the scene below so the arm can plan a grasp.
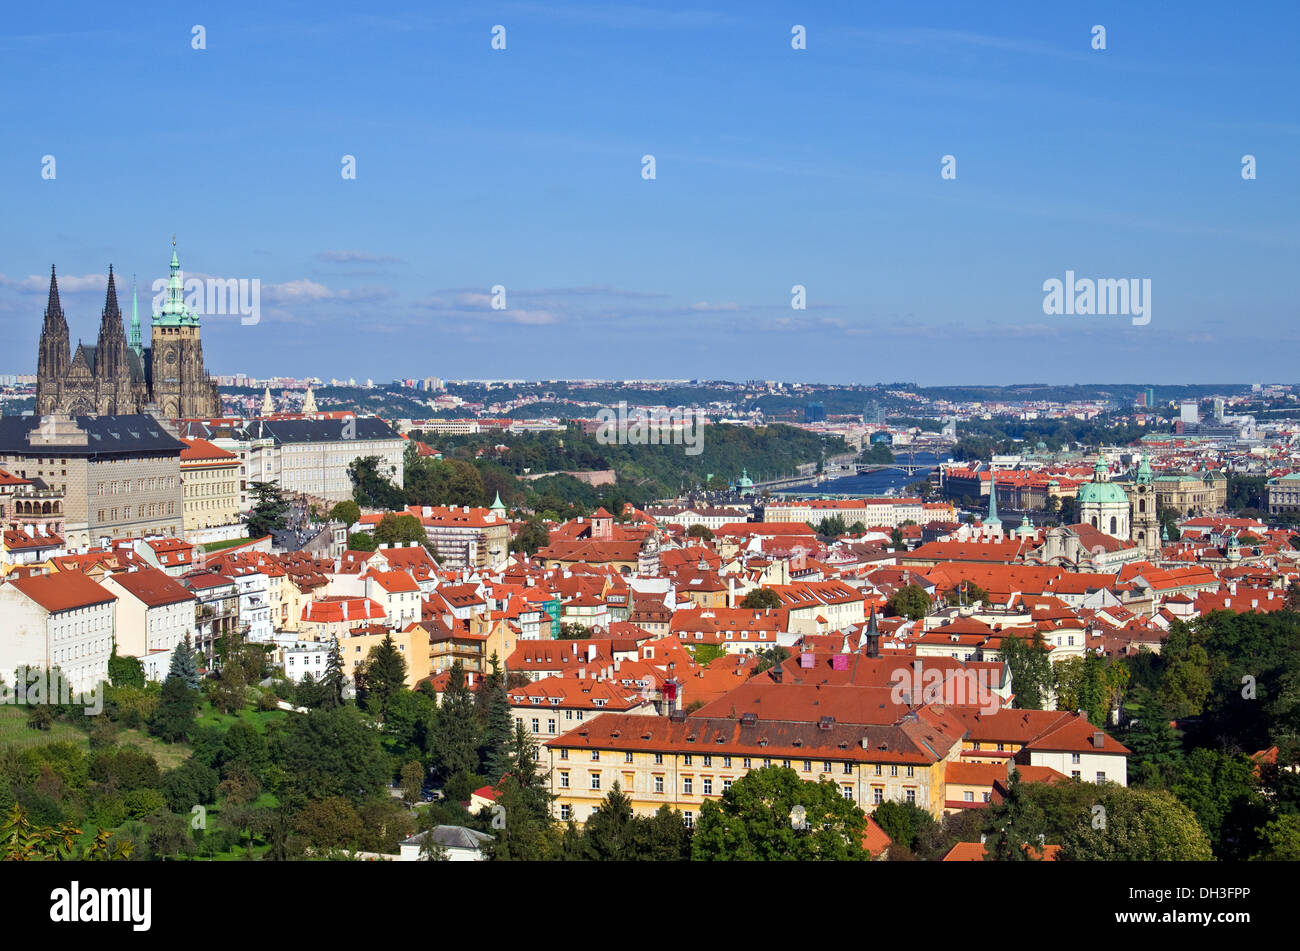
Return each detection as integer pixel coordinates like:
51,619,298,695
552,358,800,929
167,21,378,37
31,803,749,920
246,481,290,540
431,662,479,782
168,635,200,690
357,634,407,721
478,657,514,782
583,782,639,860
321,639,345,709
150,676,199,743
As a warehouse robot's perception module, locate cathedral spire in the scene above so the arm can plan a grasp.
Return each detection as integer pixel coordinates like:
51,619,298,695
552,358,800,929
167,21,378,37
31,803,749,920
986,470,1001,528
45,265,65,327
101,265,122,326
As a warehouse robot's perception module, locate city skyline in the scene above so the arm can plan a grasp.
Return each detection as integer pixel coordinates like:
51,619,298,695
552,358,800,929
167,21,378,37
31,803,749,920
2,1,1296,384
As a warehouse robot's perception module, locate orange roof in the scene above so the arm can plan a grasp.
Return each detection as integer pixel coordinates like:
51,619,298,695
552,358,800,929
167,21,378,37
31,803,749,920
8,571,115,613
179,438,239,463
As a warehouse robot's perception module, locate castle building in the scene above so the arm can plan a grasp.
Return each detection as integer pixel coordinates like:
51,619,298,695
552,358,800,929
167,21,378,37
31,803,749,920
36,241,220,419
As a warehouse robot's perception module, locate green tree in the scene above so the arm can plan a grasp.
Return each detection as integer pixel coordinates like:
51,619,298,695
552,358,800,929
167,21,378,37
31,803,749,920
430,662,480,782
870,800,936,854
1170,748,1268,860
1058,786,1214,861
1001,631,1054,711
582,781,641,860
245,480,290,540
320,639,345,709
149,676,198,743
740,588,781,610
691,766,868,861
348,455,406,510
167,635,200,691
273,705,390,805
107,647,145,689
510,518,550,556
1254,814,1300,861
399,761,425,807
886,584,931,621
329,500,361,527
686,524,715,541
356,634,408,722
477,659,514,783
373,513,428,547
348,532,377,552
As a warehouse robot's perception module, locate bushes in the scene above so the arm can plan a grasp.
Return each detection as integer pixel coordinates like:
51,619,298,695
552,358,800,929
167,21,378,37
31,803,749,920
122,788,166,820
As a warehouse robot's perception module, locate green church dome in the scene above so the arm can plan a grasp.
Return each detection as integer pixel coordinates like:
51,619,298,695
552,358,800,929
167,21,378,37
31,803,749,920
1077,481,1129,505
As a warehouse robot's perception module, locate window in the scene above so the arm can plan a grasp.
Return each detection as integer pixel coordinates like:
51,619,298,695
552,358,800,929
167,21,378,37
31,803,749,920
722,779,732,792
683,754,692,766
576,711,584,721
963,791,974,802
823,761,833,773
654,775,664,793
874,764,882,776
762,758,771,768
531,718,539,734
683,777,693,795
803,760,812,772
906,766,914,778
1071,770,1081,780
548,719,556,734
591,750,600,761
703,778,713,795
590,773,601,790
982,792,991,803
654,753,663,765
996,743,1005,752
842,786,854,800
873,787,883,805
905,788,916,804
843,763,852,775
625,751,633,763
559,749,568,760
683,811,694,829
890,765,898,777
703,755,712,767
723,756,731,768
1071,753,1081,764
559,804,570,821
782,759,791,769
566,710,573,720
743,757,751,769
559,772,569,789
1096,771,1106,784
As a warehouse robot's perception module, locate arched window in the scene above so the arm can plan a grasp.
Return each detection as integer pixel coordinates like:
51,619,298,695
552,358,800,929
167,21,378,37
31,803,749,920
1091,516,1098,528
1138,499,1146,513
1109,516,1118,534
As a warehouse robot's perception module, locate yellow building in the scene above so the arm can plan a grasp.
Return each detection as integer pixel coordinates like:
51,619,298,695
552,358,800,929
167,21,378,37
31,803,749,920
545,712,962,827
179,438,241,530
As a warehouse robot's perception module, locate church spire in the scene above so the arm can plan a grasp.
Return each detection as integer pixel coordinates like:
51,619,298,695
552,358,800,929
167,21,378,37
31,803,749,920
101,265,122,326
45,265,65,327
986,470,1001,528
302,385,317,414
129,276,143,356
261,385,274,416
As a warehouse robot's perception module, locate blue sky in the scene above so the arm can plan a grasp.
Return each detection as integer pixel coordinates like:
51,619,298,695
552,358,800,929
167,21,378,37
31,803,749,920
1,1,1296,385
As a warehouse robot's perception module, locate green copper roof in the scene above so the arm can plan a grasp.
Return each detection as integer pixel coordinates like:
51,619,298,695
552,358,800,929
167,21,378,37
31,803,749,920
1135,453,1154,484
155,239,201,328
490,491,505,510
1077,481,1129,505
986,474,1001,525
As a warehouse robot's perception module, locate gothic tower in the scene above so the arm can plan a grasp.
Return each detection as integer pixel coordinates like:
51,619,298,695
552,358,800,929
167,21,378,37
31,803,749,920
149,239,220,418
35,266,70,414
93,266,135,414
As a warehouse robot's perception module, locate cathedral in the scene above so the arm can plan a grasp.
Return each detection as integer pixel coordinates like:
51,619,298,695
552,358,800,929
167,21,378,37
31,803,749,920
36,242,220,419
